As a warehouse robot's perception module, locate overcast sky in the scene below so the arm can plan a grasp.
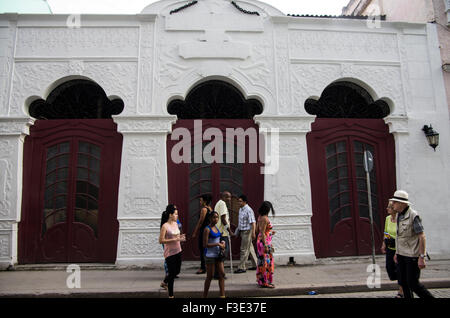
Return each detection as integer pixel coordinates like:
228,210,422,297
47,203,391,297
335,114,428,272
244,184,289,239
47,0,350,15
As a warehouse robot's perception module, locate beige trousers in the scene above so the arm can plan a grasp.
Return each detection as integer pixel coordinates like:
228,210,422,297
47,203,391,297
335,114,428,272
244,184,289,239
238,230,257,270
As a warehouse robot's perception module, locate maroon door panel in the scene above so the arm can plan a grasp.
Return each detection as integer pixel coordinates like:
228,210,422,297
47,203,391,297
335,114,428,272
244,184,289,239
167,119,264,260
19,119,122,264
307,119,396,258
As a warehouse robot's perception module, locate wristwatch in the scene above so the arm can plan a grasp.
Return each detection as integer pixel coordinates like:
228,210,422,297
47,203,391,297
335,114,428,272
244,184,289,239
419,254,426,259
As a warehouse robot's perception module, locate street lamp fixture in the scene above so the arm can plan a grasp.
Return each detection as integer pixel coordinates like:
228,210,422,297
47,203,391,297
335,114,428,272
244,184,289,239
422,124,439,151
442,63,450,73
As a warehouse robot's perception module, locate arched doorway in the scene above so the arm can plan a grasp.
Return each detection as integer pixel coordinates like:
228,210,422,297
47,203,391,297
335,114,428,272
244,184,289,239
306,81,396,258
18,79,123,263
166,80,264,260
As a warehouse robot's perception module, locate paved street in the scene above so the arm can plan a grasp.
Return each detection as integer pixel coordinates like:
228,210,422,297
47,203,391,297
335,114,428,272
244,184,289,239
269,288,450,298
1,257,449,298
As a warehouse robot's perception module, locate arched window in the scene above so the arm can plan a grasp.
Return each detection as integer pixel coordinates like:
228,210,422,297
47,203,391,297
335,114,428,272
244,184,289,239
305,81,390,119
168,80,262,119
29,79,124,119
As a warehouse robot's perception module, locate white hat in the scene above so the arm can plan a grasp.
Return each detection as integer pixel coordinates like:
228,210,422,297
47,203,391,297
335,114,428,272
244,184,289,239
390,190,411,205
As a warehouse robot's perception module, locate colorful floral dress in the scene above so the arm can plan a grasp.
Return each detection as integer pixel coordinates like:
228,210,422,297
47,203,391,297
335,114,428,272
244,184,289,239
256,218,274,287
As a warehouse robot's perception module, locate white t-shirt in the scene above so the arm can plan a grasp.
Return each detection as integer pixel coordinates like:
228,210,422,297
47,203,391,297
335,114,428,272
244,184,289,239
214,199,229,237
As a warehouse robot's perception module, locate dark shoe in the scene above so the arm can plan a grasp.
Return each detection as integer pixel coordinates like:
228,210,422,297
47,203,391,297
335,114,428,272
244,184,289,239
196,269,206,274
248,267,257,270
234,269,246,274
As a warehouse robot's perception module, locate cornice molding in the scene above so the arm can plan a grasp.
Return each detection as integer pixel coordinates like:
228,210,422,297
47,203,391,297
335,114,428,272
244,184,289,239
113,115,177,134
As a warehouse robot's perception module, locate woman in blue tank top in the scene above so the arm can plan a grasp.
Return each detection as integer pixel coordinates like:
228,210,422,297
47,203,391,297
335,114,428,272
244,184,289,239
203,211,226,298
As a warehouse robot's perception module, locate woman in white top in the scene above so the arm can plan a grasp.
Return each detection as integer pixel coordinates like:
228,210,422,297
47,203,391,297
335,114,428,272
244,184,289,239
159,204,186,298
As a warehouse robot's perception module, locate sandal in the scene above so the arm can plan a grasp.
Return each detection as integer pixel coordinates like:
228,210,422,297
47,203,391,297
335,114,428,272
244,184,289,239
260,284,275,289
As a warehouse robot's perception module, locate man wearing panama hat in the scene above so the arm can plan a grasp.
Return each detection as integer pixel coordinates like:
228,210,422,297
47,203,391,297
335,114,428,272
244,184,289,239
391,190,433,298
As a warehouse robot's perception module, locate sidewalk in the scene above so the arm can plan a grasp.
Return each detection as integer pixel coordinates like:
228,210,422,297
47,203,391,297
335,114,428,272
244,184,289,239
1,257,450,298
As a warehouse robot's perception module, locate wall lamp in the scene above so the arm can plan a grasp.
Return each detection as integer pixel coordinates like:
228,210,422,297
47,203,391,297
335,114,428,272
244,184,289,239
422,124,439,151
442,63,450,73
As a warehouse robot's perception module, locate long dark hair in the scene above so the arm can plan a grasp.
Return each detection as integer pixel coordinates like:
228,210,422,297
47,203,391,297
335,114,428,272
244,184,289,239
160,204,177,228
258,201,275,217
201,194,212,206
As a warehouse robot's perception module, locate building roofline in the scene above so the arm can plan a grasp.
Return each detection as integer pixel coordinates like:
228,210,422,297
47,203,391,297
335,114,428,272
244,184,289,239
287,14,386,21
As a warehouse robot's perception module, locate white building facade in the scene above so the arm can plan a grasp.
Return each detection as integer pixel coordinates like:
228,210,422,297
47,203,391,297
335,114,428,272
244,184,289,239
0,0,449,269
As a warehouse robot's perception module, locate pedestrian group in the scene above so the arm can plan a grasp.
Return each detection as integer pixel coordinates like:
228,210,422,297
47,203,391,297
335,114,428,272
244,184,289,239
159,191,275,298
159,189,433,298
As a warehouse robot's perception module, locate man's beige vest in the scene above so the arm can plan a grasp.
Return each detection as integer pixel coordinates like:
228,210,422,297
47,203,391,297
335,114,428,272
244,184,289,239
396,207,422,257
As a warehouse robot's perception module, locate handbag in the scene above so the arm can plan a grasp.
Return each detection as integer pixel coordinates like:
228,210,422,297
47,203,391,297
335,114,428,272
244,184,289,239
218,240,226,259
384,237,396,250
218,248,225,259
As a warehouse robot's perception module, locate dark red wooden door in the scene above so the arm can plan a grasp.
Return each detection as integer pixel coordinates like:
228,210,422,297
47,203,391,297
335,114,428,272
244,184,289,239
167,119,264,260
307,119,396,258
19,119,122,264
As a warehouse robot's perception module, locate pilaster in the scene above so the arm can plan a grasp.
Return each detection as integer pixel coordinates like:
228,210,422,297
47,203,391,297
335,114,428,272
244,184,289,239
255,116,316,264
113,116,175,264
0,117,32,268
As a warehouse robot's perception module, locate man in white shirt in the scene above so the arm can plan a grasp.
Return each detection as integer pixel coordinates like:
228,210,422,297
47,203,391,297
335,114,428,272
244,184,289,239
215,191,231,253
214,191,232,279
233,194,257,273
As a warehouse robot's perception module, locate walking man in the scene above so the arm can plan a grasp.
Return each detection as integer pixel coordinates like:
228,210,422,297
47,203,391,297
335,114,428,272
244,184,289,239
233,194,257,273
215,191,232,254
214,191,232,278
392,190,434,298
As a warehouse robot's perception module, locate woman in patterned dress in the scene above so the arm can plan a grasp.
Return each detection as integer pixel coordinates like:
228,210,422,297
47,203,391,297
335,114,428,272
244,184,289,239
256,201,276,288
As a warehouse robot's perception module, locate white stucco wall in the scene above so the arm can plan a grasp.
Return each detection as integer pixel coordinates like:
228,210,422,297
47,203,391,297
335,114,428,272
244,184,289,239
0,0,449,268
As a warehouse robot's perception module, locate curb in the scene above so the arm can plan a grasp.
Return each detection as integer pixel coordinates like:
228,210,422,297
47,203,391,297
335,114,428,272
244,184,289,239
2,279,449,298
